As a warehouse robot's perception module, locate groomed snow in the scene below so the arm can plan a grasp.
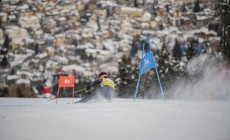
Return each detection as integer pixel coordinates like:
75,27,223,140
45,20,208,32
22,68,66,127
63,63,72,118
0,98,230,140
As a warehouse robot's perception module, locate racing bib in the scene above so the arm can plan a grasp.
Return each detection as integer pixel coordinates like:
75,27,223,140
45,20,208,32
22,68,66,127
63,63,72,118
101,78,115,89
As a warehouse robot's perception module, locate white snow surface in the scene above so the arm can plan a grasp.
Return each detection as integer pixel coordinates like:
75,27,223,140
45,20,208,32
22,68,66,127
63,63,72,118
0,98,230,140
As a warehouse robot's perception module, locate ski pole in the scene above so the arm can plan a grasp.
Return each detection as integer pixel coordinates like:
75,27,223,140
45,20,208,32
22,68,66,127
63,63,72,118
73,87,87,94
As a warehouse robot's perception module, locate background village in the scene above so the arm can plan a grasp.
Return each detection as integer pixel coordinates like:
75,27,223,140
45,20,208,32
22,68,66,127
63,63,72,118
0,0,222,98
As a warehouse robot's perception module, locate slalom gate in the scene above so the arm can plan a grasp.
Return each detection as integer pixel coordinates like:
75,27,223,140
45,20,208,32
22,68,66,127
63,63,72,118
56,70,75,104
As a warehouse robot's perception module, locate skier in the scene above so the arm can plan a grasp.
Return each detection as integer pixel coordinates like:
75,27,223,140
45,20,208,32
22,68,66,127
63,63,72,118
76,72,116,103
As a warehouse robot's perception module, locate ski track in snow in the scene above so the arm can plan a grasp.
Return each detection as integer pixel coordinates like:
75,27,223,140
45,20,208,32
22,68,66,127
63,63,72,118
0,98,230,140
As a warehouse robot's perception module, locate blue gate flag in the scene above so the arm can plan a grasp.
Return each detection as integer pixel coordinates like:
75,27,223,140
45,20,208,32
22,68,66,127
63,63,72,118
133,34,165,101
139,52,156,76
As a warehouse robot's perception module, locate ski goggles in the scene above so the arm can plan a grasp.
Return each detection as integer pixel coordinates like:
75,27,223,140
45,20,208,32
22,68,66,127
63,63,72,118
99,74,108,78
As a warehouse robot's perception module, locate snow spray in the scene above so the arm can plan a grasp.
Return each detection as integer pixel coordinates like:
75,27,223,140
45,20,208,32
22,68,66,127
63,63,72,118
173,54,230,100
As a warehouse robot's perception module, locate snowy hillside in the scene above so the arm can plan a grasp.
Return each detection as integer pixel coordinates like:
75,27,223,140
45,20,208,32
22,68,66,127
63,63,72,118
0,98,230,140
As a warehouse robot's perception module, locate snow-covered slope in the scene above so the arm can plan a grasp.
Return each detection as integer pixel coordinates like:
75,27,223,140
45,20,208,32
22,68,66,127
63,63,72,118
0,98,229,140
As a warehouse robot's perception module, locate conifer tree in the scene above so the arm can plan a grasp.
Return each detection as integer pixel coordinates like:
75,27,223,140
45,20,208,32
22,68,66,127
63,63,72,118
35,43,39,55
218,0,230,62
134,0,138,7
1,35,10,55
117,55,139,97
117,55,131,97
138,70,156,98
173,40,182,60
193,0,201,13
0,56,9,67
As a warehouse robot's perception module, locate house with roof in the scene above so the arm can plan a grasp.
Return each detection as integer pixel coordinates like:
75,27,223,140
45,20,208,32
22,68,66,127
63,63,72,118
113,7,144,17
155,5,167,17
169,16,181,27
195,10,215,28
19,16,40,29
88,0,97,11
180,17,191,30
0,0,222,95
15,71,31,86
0,29,5,43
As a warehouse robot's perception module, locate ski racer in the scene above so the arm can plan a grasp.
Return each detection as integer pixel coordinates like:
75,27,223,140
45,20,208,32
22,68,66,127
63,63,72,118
76,72,116,103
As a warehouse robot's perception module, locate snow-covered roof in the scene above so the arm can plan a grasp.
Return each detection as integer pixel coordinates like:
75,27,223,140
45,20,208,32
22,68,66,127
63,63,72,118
142,30,155,35
120,7,143,13
142,12,151,21
51,56,68,65
65,30,81,40
60,45,75,50
77,43,94,49
100,63,118,73
98,0,117,7
10,58,24,67
86,22,98,31
17,4,29,10
185,27,217,36
11,38,25,45
103,39,116,52
62,64,86,73
35,52,48,59
46,46,55,52
196,15,208,20
150,37,163,50
55,33,65,39
85,48,98,55
16,79,31,85
7,75,17,80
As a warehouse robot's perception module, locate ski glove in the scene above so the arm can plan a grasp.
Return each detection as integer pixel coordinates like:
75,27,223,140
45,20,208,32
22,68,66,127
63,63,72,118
85,86,90,92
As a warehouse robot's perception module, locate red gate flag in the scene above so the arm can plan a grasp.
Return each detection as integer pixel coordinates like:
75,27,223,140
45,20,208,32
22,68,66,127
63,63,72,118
58,76,75,88
56,70,75,104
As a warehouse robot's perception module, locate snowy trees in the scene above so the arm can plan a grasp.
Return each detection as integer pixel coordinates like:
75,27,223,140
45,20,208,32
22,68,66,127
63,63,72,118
0,35,10,68
116,54,159,98
218,0,230,62
0,56,9,67
116,55,138,97
7,84,36,97
193,0,202,13
173,40,183,60
1,35,10,55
